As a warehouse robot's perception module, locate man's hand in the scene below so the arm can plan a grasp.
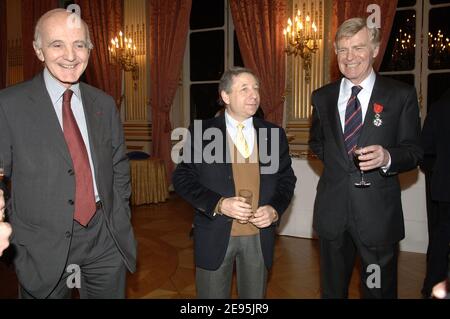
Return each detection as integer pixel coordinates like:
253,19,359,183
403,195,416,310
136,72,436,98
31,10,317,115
220,197,253,223
0,190,11,256
356,145,390,171
249,205,278,229
432,279,448,299
0,222,11,257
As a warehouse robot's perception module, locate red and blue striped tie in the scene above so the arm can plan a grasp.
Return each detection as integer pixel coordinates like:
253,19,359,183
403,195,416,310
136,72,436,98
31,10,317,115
344,85,363,156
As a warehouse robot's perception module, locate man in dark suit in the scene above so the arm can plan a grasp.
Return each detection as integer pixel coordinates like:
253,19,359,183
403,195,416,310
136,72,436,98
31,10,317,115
0,8,136,298
173,67,296,298
309,17,422,298
421,88,450,298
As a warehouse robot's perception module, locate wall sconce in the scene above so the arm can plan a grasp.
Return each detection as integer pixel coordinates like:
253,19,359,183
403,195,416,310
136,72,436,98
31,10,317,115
108,30,139,82
283,2,322,84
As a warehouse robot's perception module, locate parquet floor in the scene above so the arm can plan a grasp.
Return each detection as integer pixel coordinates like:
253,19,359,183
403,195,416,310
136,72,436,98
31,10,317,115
0,194,426,299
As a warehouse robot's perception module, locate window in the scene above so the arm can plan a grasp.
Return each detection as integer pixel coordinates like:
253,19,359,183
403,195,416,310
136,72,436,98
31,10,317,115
379,0,450,117
180,0,243,126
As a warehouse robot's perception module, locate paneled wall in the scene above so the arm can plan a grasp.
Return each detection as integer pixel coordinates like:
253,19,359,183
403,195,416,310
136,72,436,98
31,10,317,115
122,0,152,153
285,0,330,153
6,0,23,86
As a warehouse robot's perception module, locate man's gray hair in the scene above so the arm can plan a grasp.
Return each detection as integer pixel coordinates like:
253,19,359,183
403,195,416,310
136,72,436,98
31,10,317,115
218,67,259,105
335,17,381,47
33,8,93,50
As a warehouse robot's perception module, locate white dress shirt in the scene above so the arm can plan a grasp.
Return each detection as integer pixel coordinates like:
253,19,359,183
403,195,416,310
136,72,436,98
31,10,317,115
337,68,391,170
337,68,376,131
225,110,255,154
43,68,100,201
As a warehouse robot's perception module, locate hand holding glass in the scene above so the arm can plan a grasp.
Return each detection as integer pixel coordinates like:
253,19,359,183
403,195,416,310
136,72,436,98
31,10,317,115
353,147,371,188
238,189,253,224
0,158,4,222
0,158,4,181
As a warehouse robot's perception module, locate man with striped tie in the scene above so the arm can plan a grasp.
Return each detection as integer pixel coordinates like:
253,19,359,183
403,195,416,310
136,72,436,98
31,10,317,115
309,17,422,298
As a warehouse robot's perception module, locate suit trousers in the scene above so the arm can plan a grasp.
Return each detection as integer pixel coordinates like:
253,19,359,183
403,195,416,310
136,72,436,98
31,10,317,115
422,172,442,296
319,215,399,299
423,201,450,296
19,206,126,299
196,234,268,299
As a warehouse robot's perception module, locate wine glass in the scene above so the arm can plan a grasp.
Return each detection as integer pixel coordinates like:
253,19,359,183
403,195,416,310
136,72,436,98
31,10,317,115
0,158,4,182
0,158,4,222
353,146,371,188
238,189,253,224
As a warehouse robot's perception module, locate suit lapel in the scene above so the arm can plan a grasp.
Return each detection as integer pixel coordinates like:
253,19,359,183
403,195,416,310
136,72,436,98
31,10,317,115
28,73,72,166
212,114,233,177
357,75,384,147
253,116,269,159
326,81,349,161
79,83,102,180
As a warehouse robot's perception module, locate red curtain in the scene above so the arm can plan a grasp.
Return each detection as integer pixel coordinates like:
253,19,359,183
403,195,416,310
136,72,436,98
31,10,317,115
75,0,122,107
330,0,398,82
0,0,6,89
229,0,286,126
21,0,58,81
149,0,191,183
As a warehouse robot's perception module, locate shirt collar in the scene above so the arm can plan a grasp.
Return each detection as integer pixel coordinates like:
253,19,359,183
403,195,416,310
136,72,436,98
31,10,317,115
43,68,81,104
342,68,376,94
224,110,253,130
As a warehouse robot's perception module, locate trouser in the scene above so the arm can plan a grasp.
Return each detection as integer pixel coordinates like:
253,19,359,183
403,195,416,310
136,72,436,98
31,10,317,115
196,234,268,299
319,216,398,299
423,201,450,296
19,206,126,299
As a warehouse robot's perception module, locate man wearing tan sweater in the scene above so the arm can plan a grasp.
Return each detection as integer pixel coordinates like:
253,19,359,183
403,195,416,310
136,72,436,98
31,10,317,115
173,67,296,298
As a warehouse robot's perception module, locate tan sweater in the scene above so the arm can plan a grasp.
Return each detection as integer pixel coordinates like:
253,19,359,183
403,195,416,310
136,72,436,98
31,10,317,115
229,134,260,237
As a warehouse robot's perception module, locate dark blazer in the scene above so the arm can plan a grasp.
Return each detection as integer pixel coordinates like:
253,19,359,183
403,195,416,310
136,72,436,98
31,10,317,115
421,88,450,202
309,74,422,246
0,73,137,298
172,115,296,270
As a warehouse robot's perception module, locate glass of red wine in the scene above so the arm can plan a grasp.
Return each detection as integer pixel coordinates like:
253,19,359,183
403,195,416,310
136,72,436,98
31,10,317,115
353,146,371,188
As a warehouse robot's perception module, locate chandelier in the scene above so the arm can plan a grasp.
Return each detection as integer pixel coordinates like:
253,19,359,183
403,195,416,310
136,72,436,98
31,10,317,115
283,2,322,84
108,30,138,81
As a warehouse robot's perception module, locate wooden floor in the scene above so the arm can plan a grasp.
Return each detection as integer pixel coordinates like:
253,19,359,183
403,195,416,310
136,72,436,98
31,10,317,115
0,194,426,299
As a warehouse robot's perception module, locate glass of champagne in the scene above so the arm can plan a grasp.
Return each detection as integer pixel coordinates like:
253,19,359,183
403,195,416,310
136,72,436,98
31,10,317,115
238,189,253,224
0,158,4,182
353,146,371,188
0,158,4,222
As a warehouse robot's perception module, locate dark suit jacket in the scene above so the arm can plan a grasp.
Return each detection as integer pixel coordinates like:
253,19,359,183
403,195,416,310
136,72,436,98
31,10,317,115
0,73,137,298
309,74,422,246
421,88,450,202
172,115,296,270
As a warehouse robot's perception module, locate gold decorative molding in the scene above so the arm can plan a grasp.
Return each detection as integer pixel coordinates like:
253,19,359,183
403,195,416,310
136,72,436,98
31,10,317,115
124,122,152,142
123,0,148,122
286,120,312,147
285,0,324,147
7,38,23,86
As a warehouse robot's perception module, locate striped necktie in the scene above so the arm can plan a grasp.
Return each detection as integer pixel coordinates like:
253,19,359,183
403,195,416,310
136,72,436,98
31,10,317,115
344,85,363,156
